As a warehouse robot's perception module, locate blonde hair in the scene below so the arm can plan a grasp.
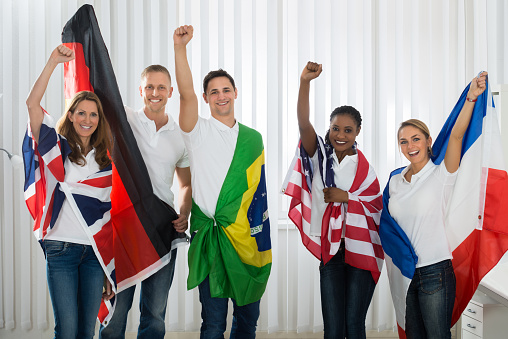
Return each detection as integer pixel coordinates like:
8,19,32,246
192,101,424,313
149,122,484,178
56,91,112,169
398,118,433,157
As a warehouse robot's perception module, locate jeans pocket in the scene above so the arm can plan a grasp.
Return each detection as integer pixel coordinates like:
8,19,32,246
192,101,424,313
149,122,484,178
44,241,69,258
420,272,443,295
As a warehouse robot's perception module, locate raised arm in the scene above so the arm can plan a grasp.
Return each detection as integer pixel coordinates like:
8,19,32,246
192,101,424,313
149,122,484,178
26,45,75,142
174,25,199,133
298,62,322,156
444,71,488,173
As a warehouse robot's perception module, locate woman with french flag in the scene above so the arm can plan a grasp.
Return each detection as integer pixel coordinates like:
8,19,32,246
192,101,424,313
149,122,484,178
380,72,488,339
283,62,383,338
23,45,116,338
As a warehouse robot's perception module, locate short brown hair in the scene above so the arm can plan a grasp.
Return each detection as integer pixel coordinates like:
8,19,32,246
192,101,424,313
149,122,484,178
56,91,112,169
141,65,171,84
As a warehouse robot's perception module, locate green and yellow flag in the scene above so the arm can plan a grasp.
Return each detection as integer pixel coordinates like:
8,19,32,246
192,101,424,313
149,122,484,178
187,124,272,306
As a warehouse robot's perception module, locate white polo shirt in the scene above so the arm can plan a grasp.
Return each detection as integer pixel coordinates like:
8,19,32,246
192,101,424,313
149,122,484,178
309,151,358,237
181,116,239,218
388,159,457,267
46,149,100,245
125,106,189,208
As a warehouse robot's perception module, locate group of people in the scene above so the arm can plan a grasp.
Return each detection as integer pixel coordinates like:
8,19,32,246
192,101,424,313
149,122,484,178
24,20,488,339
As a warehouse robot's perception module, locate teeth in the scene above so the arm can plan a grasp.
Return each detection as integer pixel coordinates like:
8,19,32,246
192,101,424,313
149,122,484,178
409,151,419,155
81,125,92,130
218,102,227,106
150,99,161,103
336,141,346,144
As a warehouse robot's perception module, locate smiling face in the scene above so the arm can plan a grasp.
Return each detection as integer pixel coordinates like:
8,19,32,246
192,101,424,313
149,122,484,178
398,125,432,166
139,71,173,114
328,114,361,153
67,99,99,146
203,76,238,118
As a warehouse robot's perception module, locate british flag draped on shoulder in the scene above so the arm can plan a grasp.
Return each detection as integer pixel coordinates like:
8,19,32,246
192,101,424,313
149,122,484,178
59,5,187,325
22,110,115,286
282,136,384,282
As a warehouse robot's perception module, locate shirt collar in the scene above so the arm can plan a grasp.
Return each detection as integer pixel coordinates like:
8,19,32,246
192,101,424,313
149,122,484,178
401,159,435,184
210,115,239,132
137,107,175,131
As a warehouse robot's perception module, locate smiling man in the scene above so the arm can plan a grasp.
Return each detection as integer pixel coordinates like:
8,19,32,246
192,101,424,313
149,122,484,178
174,25,272,339
99,65,192,339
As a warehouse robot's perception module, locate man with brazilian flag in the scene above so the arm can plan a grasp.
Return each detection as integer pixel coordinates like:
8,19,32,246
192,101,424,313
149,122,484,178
174,25,272,338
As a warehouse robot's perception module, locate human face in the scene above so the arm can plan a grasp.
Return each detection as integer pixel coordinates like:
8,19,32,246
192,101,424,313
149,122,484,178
328,114,360,154
398,125,432,167
139,72,173,114
203,76,237,118
68,100,99,146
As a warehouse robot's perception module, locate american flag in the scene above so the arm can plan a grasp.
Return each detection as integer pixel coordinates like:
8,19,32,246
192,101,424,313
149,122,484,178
282,137,384,282
22,111,116,292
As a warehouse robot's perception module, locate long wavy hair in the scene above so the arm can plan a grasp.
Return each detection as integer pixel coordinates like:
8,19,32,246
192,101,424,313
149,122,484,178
56,91,112,169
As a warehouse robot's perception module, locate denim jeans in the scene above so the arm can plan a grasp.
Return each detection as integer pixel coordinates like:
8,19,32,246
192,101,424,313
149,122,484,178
44,240,105,339
405,259,456,339
198,276,260,339
99,248,177,339
319,247,376,339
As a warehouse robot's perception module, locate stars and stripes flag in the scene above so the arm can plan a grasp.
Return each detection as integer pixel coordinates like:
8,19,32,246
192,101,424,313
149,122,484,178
380,80,508,338
282,137,384,282
22,111,116,293
58,4,187,325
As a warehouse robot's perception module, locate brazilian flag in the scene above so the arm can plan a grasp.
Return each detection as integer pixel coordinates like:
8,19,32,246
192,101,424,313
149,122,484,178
187,124,272,306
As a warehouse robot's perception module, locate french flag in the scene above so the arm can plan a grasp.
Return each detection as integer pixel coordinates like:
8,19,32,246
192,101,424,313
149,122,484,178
380,80,508,338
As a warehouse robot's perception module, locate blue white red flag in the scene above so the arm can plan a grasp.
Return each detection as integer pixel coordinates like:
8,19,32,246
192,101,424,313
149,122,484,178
380,81,508,338
22,111,116,291
282,137,384,282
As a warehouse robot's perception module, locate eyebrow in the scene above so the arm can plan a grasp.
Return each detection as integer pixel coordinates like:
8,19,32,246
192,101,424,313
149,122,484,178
331,124,354,128
399,134,421,140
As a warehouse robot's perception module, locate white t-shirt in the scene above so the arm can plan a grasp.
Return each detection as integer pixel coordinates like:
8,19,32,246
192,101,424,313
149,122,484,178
181,116,239,218
309,151,358,237
46,149,100,245
125,106,189,208
388,160,458,267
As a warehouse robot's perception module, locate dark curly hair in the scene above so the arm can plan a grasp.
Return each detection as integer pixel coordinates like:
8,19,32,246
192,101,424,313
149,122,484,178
324,105,362,144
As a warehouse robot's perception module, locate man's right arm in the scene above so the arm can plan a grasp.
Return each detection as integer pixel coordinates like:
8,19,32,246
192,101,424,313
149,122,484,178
174,25,198,133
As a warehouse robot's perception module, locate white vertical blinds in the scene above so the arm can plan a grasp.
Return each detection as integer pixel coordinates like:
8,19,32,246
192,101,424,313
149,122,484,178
1,0,507,336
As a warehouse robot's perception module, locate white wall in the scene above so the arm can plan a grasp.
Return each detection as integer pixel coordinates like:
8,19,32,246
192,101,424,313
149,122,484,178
1,0,508,337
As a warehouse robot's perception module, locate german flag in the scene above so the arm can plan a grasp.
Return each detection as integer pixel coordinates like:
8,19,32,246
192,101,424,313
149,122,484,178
61,4,186,324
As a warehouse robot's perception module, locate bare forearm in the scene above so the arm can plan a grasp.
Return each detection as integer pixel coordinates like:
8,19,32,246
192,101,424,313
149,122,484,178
174,45,196,99
178,185,192,218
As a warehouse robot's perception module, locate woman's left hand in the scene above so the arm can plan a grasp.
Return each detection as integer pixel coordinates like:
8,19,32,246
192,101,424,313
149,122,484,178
323,187,349,203
103,279,115,301
467,71,488,101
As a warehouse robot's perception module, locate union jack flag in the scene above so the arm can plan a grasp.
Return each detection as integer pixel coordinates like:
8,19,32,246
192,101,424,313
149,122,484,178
22,111,116,291
282,137,384,282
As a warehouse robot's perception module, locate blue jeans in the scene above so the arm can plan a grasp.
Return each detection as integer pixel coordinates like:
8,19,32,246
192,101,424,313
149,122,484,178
99,249,177,339
198,276,260,339
405,259,456,339
320,247,376,339
44,240,105,339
